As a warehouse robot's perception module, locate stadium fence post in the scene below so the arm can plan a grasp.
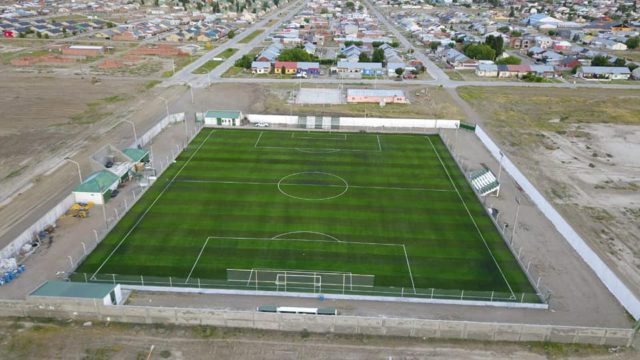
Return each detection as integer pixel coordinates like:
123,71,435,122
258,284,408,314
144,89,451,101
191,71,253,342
93,229,98,243
169,277,172,287
81,242,86,255
461,290,464,300
114,208,119,220
430,288,434,299
521,293,525,303
124,199,127,210
112,274,115,284
84,273,87,283
401,287,404,297
198,278,201,289
490,291,494,301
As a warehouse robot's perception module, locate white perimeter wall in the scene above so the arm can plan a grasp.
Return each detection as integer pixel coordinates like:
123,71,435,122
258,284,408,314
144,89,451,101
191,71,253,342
246,114,460,129
475,125,640,320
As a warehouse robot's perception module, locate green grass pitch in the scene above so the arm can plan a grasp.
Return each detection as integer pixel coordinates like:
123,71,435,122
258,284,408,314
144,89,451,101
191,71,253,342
75,129,537,301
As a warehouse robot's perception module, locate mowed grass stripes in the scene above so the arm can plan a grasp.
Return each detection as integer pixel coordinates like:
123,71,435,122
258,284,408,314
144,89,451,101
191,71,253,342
76,129,536,297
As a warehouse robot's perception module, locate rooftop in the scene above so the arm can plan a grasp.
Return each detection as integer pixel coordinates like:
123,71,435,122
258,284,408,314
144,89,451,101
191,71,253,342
30,280,116,299
73,170,120,194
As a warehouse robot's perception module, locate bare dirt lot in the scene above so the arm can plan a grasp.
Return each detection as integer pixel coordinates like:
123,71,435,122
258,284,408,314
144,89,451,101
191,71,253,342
0,318,635,360
457,86,640,298
260,84,465,119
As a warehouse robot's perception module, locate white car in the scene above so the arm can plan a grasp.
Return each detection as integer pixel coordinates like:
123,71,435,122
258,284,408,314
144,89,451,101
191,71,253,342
254,122,270,127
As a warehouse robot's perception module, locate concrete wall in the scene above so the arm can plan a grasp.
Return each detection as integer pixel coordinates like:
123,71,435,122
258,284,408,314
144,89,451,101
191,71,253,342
246,114,460,129
0,193,75,259
474,126,640,320
0,299,633,346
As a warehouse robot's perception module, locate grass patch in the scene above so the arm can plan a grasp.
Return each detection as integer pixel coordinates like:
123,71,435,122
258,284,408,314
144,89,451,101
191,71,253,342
221,66,245,77
192,60,223,74
238,29,264,44
144,80,161,90
218,48,238,58
75,129,536,302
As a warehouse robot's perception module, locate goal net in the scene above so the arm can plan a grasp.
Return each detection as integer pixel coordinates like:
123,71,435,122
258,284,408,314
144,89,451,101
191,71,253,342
227,268,374,294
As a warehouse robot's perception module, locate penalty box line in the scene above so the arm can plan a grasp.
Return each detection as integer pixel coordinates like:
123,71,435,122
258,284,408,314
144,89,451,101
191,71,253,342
188,235,416,293
253,131,381,153
89,130,216,280
426,136,516,300
291,132,347,141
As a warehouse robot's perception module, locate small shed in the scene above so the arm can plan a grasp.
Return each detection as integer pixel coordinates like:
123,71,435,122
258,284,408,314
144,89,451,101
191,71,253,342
123,148,150,163
73,170,120,205
204,110,243,127
29,280,123,305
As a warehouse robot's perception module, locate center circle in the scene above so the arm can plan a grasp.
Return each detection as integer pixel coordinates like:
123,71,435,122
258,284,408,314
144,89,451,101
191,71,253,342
277,172,348,201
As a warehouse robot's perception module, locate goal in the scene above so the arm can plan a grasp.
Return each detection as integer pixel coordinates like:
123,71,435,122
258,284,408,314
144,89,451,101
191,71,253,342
227,268,374,294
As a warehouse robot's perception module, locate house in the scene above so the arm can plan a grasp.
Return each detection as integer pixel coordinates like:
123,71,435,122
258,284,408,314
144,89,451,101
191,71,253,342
386,62,406,76
28,281,123,306
334,61,384,76
475,63,498,77
346,89,408,104
498,64,531,78
530,65,557,78
541,50,564,65
577,66,631,80
296,62,320,76
256,43,283,62
251,61,271,74
72,170,120,205
204,110,243,126
553,40,571,51
443,48,477,70
303,42,316,55
274,61,297,74
632,67,640,80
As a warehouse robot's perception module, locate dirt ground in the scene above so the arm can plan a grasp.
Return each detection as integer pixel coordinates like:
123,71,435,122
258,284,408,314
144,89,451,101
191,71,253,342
259,84,465,119
457,86,640,297
0,318,634,360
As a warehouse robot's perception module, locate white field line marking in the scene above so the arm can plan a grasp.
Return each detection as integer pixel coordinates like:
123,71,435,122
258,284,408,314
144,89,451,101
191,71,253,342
256,145,381,153
272,231,342,242
90,130,216,280
402,244,417,294
426,136,516,299
185,237,210,283
174,179,456,193
291,132,347,140
206,235,404,248
377,135,382,151
254,131,264,148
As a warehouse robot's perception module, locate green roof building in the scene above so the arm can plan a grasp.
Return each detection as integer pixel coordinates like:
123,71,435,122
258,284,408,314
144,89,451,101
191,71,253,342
204,110,243,127
73,170,120,204
29,281,122,305
123,148,150,163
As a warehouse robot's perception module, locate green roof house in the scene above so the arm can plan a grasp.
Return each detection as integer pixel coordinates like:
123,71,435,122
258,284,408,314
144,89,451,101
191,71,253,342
73,170,120,205
29,280,123,305
123,148,150,163
204,110,243,127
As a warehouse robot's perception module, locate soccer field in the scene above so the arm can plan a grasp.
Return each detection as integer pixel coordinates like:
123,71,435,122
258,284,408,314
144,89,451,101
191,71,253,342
75,129,538,302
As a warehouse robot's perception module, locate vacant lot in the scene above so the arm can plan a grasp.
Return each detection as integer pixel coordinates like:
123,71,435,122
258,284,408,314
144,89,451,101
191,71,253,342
264,85,464,119
1,318,633,360
457,86,640,296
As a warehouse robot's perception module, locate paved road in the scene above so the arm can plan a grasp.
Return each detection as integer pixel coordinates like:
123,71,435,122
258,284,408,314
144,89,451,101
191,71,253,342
164,0,303,86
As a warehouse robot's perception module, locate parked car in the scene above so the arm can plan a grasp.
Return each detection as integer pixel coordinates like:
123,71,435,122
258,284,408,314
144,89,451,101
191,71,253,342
254,122,270,127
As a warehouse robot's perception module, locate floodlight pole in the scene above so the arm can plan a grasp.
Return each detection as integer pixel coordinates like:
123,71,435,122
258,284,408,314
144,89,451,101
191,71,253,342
64,157,83,184
159,96,170,118
496,151,504,197
117,119,138,145
511,197,521,242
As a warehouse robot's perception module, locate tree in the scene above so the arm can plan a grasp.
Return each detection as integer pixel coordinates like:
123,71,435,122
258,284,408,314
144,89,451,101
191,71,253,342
227,30,235,39
358,52,370,62
36,31,42,39
497,26,510,34
372,48,385,63
196,1,203,11
625,36,639,49
280,65,286,75
510,30,522,37
628,63,638,72
44,33,49,39
484,35,504,57
154,0,159,6
509,6,515,17
345,1,355,11
463,44,495,60
613,58,626,67
234,54,253,69
278,48,318,62
591,55,609,66
495,56,522,65
571,64,581,74
429,41,441,52
395,67,404,77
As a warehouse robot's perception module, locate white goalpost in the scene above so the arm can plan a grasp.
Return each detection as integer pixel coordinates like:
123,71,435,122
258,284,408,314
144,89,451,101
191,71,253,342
228,268,374,294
